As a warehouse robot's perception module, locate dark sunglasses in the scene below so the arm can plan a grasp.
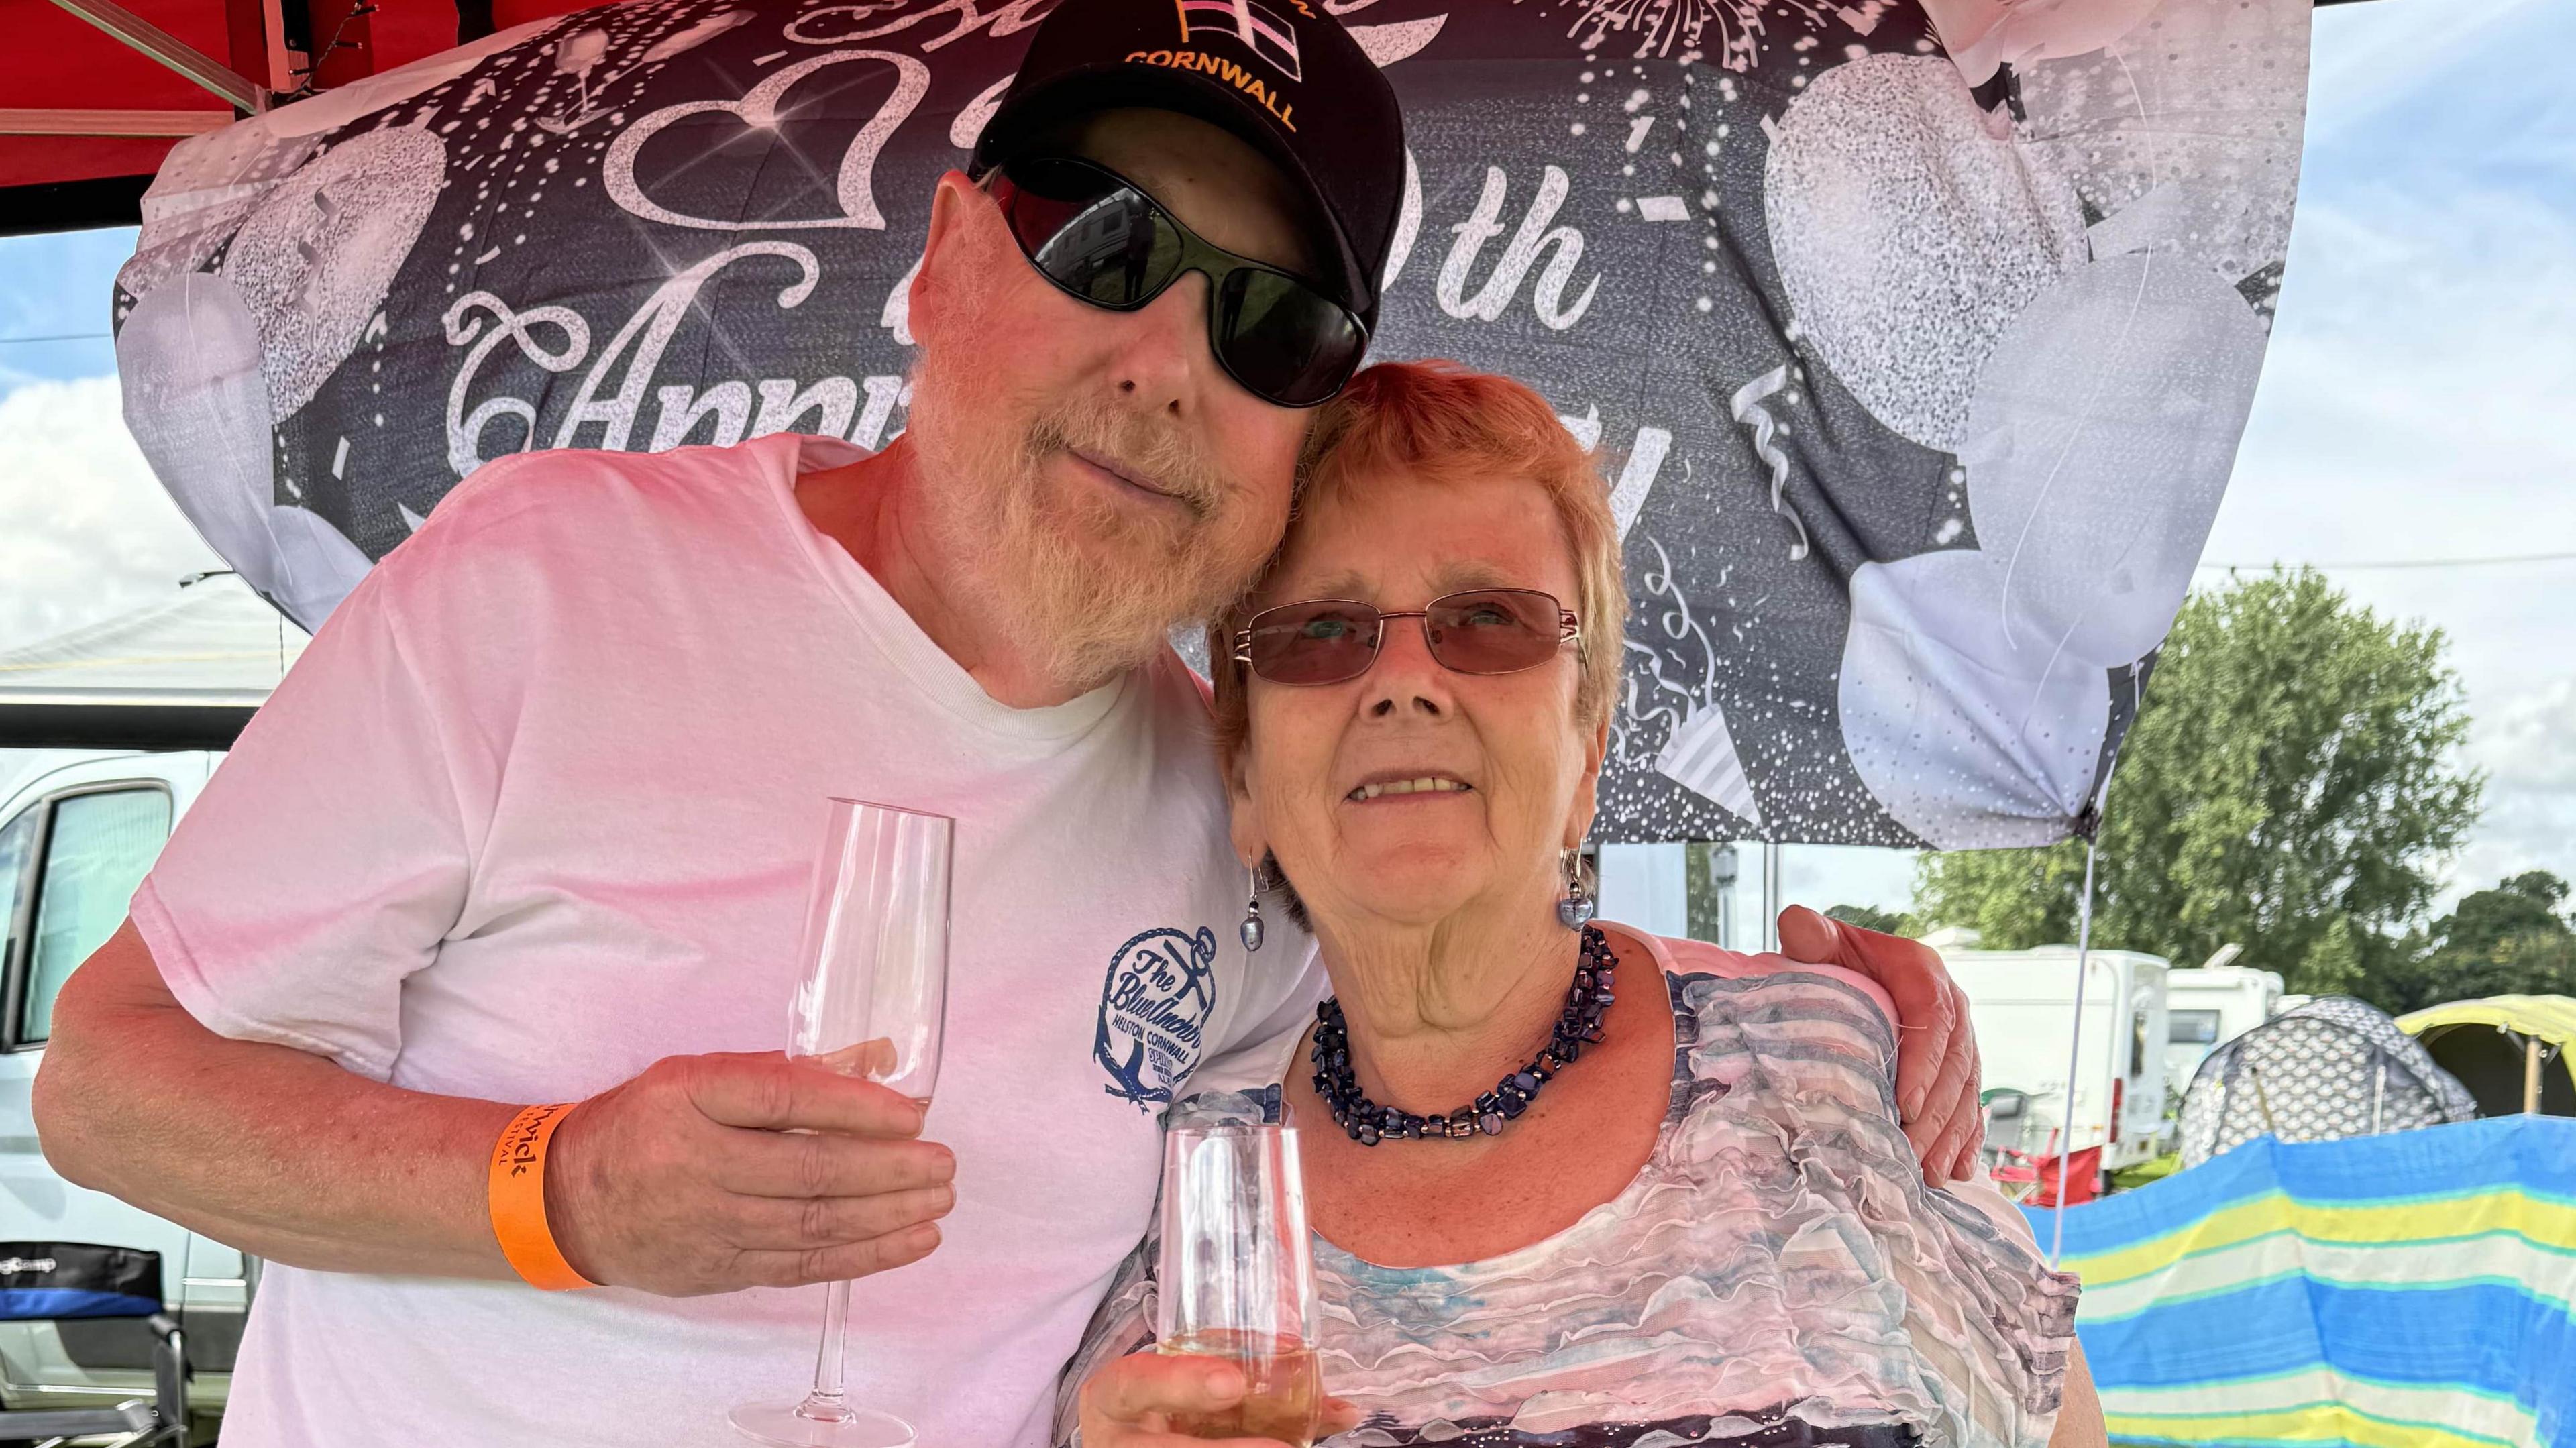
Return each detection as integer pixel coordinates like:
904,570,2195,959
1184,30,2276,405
987,155,1369,408
1234,590,1581,687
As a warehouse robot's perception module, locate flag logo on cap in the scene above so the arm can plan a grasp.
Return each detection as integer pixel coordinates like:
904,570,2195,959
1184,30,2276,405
1175,0,1303,82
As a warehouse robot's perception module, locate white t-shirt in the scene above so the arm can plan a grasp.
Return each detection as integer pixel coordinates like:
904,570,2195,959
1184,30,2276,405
131,433,1321,1447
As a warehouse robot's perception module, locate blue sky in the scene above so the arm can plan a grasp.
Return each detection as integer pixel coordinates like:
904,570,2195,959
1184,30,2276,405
3,0,2571,928
0,227,127,392
0,225,223,654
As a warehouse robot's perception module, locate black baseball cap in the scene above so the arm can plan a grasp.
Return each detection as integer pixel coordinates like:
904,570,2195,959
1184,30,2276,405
972,0,1405,334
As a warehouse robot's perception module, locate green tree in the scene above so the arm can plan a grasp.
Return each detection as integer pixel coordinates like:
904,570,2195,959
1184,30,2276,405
1911,570,2484,1005
2381,872,2576,1014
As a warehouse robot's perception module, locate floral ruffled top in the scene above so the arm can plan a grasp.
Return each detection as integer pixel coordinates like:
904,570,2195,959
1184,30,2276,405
1057,931,2080,1448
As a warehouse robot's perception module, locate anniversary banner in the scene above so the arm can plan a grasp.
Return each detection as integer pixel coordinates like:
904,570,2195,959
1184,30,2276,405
110,0,2310,848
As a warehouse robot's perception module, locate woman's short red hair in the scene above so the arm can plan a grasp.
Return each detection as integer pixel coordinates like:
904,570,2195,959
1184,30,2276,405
1207,359,1625,775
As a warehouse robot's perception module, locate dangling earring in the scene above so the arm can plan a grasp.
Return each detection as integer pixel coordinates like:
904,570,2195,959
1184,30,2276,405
1239,861,1267,953
1557,846,1596,930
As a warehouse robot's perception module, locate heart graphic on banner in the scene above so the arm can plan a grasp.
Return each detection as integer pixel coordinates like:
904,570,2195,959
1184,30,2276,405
601,48,931,231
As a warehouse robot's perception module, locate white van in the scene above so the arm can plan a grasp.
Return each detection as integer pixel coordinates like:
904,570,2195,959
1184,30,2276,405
0,748,239,1424
2164,964,2286,1091
1939,944,2174,1173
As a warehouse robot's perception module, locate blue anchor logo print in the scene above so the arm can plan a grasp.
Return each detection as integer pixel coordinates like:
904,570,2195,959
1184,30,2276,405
1095,926,1220,1109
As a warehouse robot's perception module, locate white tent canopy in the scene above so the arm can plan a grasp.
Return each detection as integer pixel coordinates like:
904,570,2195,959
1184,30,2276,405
0,575,305,749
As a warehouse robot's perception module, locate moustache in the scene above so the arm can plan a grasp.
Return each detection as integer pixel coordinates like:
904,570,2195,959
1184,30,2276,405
1026,404,1225,522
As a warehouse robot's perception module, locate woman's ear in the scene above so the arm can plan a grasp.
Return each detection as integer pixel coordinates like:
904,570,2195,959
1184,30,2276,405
1565,714,1609,849
1226,741,1265,867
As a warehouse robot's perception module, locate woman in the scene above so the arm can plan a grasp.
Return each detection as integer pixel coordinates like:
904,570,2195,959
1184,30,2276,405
1065,361,2100,1448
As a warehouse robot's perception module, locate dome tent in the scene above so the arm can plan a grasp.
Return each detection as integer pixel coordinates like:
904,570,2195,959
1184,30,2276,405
2179,995,2477,1167
2399,995,2576,1118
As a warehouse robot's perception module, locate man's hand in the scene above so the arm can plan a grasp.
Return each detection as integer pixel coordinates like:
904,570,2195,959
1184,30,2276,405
38,926,955,1290
547,1052,955,1296
1077,1351,1360,1448
1776,905,1982,1186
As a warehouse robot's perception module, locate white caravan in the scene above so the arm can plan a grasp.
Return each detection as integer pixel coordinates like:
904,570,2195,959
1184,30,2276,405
0,748,240,1422
2164,964,2286,1091
0,577,299,1425
1937,941,2174,1173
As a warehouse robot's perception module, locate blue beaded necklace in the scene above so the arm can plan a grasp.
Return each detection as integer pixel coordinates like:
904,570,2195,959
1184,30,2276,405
1311,924,1619,1145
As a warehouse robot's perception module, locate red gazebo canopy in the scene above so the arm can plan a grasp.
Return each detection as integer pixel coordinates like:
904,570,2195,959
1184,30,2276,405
1,0,598,231
3,0,2381,236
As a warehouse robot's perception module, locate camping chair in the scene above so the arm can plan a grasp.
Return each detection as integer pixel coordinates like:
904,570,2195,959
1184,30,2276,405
1989,1126,2060,1203
0,1244,189,1446
1980,1086,2052,1186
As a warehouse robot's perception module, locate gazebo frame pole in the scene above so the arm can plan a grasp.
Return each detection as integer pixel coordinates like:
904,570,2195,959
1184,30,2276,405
0,109,234,136
2527,1038,2544,1116
44,0,266,113
1761,842,1782,954
229,0,296,101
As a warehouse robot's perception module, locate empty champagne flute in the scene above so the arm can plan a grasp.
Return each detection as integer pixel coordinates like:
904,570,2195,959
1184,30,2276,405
1157,1124,1323,1445
729,798,953,1448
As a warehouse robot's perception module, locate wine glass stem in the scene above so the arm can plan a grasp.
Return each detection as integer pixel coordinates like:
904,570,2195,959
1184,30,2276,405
798,1278,855,1423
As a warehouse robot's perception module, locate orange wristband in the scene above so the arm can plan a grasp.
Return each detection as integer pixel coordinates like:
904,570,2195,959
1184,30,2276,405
489,1103,598,1291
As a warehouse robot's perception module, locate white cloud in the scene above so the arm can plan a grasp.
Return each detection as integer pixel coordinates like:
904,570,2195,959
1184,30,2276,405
2210,180,2576,685
0,376,224,652
2483,677,2576,797
2204,176,2576,909
2450,676,2576,899
2302,0,2558,146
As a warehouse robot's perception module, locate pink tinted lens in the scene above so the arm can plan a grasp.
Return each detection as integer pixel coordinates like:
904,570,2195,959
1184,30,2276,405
1424,590,1562,675
1247,600,1382,685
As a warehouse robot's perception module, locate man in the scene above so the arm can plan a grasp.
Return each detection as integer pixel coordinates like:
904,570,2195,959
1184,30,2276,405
36,0,1981,1442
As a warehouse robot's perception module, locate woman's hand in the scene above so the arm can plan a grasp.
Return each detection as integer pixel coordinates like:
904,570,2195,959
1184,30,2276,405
1777,905,1984,1186
1077,1351,1360,1447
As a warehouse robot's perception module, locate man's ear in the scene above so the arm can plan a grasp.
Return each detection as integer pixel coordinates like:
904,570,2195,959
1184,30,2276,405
910,170,981,343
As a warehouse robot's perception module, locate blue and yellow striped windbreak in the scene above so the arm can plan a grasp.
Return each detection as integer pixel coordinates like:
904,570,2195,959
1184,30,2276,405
2023,1115,2575,1448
